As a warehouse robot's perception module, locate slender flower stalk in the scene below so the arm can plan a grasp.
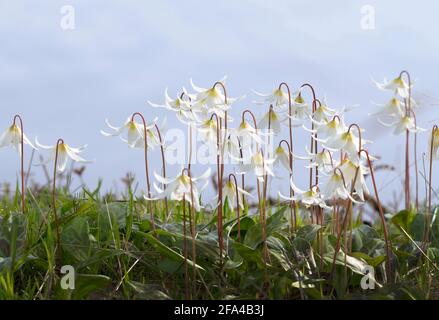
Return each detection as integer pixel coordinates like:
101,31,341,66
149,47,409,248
300,83,317,188
279,139,297,230
154,123,168,215
131,112,155,232
400,70,412,210
409,109,419,212
183,168,198,294
359,149,393,282
329,168,357,281
210,113,224,257
182,194,189,299
278,83,297,232
14,115,25,213
426,125,438,246
228,173,242,241
52,138,64,272
0,115,37,213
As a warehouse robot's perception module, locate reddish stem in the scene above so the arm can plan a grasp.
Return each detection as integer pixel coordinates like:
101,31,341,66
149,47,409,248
13,115,25,214
359,149,393,282
154,124,168,215
131,112,154,232
52,138,64,272
229,173,241,242
426,125,438,246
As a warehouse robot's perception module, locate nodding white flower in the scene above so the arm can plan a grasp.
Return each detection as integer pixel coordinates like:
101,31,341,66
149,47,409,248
148,89,198,124
258,108,285,135
323,128,367,160
224,135,241,161
371,98,404,118
189,78,241,118
253,87,290,109
378,114,425,135
374,76,410,98
222,179,252,210
0,123,36,156
309,116,348,139
148,168,211,211
101,117,160,149
35,138,92,172
289,93,311,120
302,147,334,172
197,118,219,147
322,170,359,202
313,103,336,122
236,119,264,144
236,149,275,182
429,128,439,160
279,177,331,209
273,145,291,172
338,158,369,201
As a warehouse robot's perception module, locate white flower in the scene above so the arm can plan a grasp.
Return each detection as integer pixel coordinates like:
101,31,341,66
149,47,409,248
236,149,275,182
189,78,241,118
148,89,199,124
222,179,252,210
304,147,334,172
236,119,264,145
273,145,291,172
148,168,211,211
0,123,36,156
371,98,404,118
323,128,367,160
258,108,285,135
338,158,369,201
378,114,425,135
35,138,92,172
253,87,290,109
374,75,410,98
429,127,439,160
279,177,330,209
313,100,336,122
197,118,219,148
289,93,311,120
309,116,348,139
223,135,241,162
322,170,359,202
101,117,160,149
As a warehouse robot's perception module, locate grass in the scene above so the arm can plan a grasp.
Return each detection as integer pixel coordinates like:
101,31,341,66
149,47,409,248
0,178,438,300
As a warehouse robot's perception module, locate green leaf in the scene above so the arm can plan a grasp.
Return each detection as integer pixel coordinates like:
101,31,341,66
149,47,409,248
243,207,287,249
391,209,416,230
144,233,205,271
71,274,111,299
296,224,321,244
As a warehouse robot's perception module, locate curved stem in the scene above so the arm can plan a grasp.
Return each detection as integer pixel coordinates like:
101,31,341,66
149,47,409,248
279,139,297,230
279,83,296,232
154,124,168,215
409,109,419,212
52,138,64,272
300,83,317,188
359,149,393,282
229,173,241,242
184,168,197,294
13,115,25,214
182,194,189,299
210,113,223,257
426,125,438,246
131,112,154,232
236,137,246,207
400,70,412,210
347,123,363,155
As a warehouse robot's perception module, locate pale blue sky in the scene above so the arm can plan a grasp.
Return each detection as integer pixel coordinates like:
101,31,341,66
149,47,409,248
1,0,439,209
